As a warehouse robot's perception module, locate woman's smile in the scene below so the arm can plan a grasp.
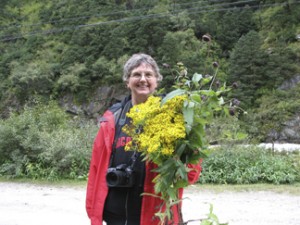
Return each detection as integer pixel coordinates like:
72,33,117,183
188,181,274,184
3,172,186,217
127,63,158,105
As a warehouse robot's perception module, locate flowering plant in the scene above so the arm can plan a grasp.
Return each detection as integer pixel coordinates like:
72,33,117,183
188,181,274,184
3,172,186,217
122,61,234,224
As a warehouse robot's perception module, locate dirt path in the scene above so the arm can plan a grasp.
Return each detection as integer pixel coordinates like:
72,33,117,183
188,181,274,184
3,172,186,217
182,187,300,225
1,182,300,225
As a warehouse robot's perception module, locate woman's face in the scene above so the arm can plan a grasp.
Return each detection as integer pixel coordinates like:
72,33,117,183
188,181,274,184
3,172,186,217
126,63,158,105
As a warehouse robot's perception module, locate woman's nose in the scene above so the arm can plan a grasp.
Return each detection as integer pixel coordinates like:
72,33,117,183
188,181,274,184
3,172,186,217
139,74,147,81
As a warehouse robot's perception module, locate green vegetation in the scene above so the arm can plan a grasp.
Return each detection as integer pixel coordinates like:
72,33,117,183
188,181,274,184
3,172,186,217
199,145,300,184
194,183,300,194
0,0,300,181
1,105,299,185
0,100,98,180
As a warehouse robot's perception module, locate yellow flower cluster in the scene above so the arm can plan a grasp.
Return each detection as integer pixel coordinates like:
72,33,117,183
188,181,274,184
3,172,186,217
124,95,187,156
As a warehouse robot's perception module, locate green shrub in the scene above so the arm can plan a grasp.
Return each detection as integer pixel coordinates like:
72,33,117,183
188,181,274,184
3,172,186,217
0,101,98,180
199,145,300,184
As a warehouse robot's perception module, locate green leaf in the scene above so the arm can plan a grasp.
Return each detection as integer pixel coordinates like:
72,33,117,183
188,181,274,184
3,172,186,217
176,160,188,180
176,143,187,157
218,96,225,105
192,73,203,87
152,158,175,173
190,93,201,103
199,89,216,97
208,213,219,222
188,125,205,149
166,187,177,200
200,75,213,85
183,106,194,134
192,73,203,83
161,89,186,105
174,179,189,188
187,101,195,108
187,152,204,164
200,220,212,225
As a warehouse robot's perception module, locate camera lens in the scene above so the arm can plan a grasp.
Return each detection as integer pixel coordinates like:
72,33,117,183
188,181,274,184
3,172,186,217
106,170,127,187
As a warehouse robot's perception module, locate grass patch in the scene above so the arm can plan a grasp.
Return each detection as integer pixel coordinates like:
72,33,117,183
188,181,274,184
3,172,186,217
188,183,300,195
0,177,88,188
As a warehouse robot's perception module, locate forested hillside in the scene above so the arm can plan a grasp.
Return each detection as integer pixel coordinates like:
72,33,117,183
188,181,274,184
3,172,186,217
0,0,300,142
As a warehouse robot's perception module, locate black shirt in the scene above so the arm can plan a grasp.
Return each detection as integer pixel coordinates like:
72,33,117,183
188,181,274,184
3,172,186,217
104,102,145,220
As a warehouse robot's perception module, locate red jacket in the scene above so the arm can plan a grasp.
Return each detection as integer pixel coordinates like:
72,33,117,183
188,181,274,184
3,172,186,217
86,103,202,225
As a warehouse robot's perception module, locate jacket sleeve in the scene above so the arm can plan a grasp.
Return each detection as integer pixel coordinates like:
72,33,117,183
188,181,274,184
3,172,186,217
86,127,103,217
187,159,202,184
86,112,115,225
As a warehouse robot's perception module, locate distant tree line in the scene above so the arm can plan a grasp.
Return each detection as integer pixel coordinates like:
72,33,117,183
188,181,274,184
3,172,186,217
0,0,299,141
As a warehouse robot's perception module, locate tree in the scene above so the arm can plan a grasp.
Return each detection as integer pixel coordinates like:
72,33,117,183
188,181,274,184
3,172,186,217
215,6,256,54
8,60,55,99
228,30,268,108
264,45,299,89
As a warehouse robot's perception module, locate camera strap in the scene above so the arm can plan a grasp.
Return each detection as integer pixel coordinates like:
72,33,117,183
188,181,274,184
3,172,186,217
109,99,132,167
129,150,139,169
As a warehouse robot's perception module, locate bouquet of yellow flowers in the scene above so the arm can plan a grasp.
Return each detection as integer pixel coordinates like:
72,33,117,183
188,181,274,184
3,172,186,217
123,62,235,224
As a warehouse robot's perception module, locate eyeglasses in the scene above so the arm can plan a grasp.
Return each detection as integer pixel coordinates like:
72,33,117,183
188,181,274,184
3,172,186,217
130,72,156,80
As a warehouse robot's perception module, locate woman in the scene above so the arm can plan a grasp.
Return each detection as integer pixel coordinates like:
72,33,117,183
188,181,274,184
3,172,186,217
86,53,201,225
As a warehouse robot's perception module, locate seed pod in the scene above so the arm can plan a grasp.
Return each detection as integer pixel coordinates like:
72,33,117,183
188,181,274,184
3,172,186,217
212,61,219,68
202,34,212,42
232,98,241,106
232,82,238,89
229,107,235,116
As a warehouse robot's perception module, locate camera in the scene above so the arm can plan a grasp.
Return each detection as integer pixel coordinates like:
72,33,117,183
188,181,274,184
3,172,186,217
106,164,135,188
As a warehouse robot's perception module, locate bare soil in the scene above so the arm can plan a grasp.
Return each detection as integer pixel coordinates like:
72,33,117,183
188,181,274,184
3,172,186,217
1,182,300,225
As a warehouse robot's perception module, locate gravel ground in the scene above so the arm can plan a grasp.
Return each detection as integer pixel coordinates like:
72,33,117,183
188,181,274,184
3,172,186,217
1,182,300,225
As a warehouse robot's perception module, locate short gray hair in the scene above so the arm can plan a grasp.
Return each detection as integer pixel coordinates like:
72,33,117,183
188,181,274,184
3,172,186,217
123,53,163,82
